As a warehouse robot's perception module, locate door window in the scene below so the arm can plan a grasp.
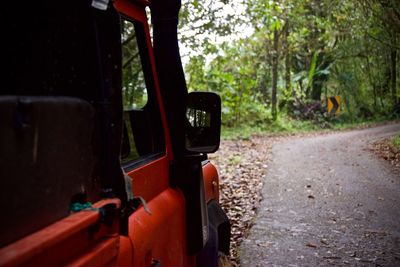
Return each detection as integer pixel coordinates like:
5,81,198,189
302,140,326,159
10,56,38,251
120,19,165,168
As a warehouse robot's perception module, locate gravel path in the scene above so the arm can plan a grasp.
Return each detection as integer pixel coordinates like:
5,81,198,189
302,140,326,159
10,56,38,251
239,123,400,267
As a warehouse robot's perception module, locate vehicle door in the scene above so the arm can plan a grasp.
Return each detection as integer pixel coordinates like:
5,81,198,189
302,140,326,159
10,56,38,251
114,1,190,266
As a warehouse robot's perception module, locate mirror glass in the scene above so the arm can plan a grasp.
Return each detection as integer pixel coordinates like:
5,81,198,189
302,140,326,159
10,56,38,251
185,92,221,153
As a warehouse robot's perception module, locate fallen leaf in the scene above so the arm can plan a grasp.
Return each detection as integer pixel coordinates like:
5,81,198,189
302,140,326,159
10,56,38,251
306,242,318,248
320,239,329,245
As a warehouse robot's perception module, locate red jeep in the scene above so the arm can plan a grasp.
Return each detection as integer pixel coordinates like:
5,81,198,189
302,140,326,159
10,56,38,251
0,0,230,266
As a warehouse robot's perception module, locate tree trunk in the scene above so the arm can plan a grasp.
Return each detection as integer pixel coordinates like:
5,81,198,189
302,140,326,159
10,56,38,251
271,28,279,121
380,85,385,109
311,52,331,101
391,33,397,105
284,21,291,95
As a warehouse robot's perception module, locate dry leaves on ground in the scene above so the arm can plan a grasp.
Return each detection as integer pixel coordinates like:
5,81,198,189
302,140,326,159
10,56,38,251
209,133,327,265
209,136,277,265
209,128,399,266
369,137,400,170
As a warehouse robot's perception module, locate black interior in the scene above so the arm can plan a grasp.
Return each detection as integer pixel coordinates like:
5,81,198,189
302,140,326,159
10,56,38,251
1,1,125,246
0,97,98,247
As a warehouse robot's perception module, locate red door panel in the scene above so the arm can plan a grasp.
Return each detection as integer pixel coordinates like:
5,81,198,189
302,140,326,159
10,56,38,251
126,188,187,266
129,156,170,202
0,199,121,267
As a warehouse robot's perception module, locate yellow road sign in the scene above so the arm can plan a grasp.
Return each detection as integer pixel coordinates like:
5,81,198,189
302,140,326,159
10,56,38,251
327,96,341,115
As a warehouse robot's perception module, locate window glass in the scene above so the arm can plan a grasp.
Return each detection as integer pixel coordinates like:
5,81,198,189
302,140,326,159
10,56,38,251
121,20,147,109
120,19,165,166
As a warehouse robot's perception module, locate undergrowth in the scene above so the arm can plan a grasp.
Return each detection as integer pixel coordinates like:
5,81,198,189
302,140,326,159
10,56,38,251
221,114,399,140
393,135,400,148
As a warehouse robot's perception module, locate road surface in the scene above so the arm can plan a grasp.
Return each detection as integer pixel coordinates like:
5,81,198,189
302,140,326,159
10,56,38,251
240,123,400,266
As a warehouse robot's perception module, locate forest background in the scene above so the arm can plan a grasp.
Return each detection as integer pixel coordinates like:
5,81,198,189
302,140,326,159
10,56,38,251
122,0,400,138
179,0,400,138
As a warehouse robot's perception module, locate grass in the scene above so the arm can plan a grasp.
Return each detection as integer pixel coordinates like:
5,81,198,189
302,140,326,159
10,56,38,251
328,114,395,130
228,155,242,165
221,115,320,139
393,135,400,148
221,114,399,140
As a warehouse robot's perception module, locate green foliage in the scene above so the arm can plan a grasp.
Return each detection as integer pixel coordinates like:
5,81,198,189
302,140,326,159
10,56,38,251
307,52,318,91
180,0,399,134
121,20,147,109
221,113,320,139
179,0,239,53
393,135,400,148
185,39,271,127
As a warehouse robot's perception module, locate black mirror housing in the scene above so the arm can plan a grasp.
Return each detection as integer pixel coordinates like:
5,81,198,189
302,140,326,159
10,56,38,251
185,92,221,153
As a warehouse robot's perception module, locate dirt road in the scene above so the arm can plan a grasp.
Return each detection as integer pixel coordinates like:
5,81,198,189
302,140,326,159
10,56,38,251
239,123,400,266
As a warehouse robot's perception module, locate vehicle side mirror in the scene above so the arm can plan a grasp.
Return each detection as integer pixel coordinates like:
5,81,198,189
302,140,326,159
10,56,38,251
185,92,221,153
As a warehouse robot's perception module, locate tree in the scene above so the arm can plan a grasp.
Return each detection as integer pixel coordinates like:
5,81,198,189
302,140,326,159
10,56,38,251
182,0,400,128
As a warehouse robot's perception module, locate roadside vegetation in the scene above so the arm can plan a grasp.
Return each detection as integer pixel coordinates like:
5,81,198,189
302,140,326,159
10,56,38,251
178,0,400,138
122,0,399,138
393,134,400,148
176,2,400,264
221,114,398,139
370,133,400,170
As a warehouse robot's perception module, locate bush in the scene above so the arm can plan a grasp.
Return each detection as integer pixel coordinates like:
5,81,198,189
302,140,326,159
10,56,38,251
393,135,400,148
